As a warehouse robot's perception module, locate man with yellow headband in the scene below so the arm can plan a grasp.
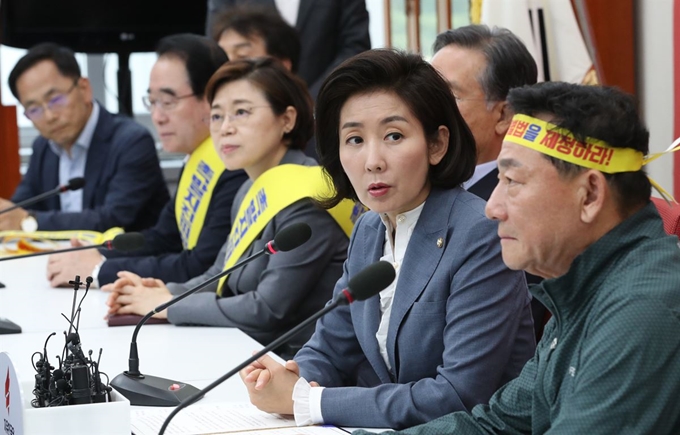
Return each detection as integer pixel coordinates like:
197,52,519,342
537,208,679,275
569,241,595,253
362,83,680,434
46,34,248,288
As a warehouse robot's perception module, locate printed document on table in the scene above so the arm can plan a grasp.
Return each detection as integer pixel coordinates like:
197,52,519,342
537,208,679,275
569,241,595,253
131,402,347,435
226,427,350,435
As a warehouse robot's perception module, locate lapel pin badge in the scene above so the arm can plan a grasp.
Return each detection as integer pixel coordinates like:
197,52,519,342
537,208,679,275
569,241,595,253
436,237,444,248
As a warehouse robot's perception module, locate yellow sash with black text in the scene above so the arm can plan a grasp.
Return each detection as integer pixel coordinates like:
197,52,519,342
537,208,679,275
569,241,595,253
175,138,225,249
216,164,361,296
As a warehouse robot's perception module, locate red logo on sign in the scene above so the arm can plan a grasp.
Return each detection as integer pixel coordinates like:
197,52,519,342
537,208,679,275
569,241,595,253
4,368,9,415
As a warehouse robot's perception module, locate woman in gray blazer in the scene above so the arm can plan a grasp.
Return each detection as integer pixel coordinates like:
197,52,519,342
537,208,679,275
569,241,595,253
240,50,537,428
103,58,350,359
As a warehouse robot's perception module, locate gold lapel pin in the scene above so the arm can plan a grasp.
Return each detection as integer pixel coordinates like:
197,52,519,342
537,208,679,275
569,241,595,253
436,237,444,248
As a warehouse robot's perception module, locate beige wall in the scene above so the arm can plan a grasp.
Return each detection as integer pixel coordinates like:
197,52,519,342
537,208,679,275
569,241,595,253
636,0,675,197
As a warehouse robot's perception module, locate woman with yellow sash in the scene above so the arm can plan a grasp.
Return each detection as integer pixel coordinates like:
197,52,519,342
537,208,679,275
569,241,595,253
104,58,354,359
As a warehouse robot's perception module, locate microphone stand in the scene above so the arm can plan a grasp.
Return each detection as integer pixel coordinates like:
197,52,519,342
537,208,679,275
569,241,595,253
0,242,106,262
159,260,396,434
159,294,349,434
0,187,61,214
0,233,142,262
111,246,273,407
0,178,85,215
0,315,21,334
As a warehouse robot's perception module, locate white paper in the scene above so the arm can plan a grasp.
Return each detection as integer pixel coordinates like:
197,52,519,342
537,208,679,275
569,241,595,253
226,427,350,435
131,402,298,435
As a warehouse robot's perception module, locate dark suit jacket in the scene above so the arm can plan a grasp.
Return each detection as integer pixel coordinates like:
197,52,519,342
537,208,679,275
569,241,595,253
467,167,499,201
99,155,248,286
295,187,536,429
207,0,371,97
12,105,168,232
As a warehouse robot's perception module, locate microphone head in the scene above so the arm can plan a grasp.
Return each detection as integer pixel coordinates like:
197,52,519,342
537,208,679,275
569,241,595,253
66,332,80,345
347,261,395,302
271,223,312,252
109,232,145,252
66,177,86,191
52,369,64,380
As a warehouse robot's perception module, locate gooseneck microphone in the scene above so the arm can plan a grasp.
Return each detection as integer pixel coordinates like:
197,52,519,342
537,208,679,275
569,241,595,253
0,177,86,215
111,222,312,407
0,232,144,262
159,260,396,434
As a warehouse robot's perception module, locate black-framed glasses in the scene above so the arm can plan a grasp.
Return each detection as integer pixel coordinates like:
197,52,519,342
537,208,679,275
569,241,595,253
23,81,79,121
142,92,195,113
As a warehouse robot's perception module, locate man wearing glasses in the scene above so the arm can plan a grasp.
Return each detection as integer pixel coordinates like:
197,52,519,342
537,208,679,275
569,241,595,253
1,42,169,233
45,34,247,289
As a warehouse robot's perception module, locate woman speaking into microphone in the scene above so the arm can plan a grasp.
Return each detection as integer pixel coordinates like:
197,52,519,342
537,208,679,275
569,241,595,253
239,50,536,429
103,58,355,359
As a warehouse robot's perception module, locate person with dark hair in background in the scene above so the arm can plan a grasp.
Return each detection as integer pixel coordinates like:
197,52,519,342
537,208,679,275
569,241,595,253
0,42,168,233
46,34,247,288
367,82,680,435
239,49,535,429
431,24,537,200
206,0,371,98
208,4,315,158
431,24,547,340
104,58,353,359
210,5,301,73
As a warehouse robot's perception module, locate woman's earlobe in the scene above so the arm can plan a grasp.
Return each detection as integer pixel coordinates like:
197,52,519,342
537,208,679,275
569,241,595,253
283,106,298,134
430,126,450,165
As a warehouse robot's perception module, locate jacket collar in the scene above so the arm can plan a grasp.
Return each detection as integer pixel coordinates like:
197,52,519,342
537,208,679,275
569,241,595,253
356,187,461,379
82,103,109,206
296,0,313,29
531,202,666,321
279,148,315,166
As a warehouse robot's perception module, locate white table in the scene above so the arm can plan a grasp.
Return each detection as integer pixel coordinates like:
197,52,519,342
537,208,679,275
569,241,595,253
0,255,114,333
0,255,272,433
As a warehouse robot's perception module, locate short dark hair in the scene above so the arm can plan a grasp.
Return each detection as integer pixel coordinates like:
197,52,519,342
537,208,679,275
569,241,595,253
8,42,81,101
156,33,228,99
315,49,476,208
507,81,651,213
210,5,301,73
433,24,537,102
205,57,313,150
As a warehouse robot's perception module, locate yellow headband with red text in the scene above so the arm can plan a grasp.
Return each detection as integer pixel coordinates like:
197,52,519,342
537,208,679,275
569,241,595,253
505,114,680,202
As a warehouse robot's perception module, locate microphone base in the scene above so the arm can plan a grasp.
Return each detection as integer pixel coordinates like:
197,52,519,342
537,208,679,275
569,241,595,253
111,372,203,406
0,317,21,334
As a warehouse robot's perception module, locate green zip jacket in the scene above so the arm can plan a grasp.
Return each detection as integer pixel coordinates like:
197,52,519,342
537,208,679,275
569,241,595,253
372,202,680,434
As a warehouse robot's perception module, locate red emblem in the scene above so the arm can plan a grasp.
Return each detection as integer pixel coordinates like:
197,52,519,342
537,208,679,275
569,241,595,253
4,368,9,415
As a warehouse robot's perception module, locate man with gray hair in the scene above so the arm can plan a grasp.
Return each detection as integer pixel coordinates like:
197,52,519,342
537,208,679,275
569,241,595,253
431,24,537,200
431,24,544,337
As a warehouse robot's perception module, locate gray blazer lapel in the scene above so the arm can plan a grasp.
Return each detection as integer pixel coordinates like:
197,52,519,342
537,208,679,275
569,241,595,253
385,189,453,374
352,216,392,383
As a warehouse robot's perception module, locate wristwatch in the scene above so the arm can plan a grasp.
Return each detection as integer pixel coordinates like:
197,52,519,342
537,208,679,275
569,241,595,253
20,212,38,232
